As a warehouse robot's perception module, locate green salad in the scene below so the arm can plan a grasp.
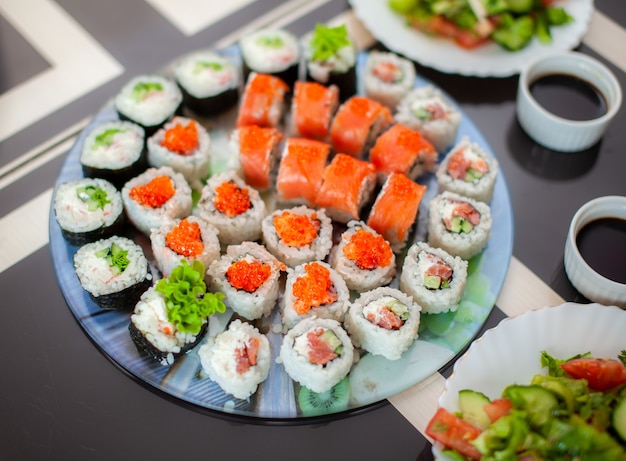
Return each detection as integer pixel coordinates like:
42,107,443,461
426,351,626,460
389,0,573,51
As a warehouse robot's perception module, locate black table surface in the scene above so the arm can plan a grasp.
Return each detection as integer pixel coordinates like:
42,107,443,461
1,1,624,460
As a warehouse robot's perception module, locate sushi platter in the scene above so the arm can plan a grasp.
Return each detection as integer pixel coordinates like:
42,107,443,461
50,32,513,421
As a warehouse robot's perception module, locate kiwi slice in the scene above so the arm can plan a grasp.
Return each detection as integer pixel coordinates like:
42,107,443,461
297,377,350,416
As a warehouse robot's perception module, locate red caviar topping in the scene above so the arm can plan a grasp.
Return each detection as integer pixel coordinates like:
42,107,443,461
213,181,251,217
292,262,338,315
129,175,175,208
274,211,320,247
343,228,393,270
165,219,204,257
161,120,199,155
227,259,271,293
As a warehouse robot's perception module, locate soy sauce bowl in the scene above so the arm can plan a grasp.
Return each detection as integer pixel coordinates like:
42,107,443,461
516,51,622,152
564,196,626,308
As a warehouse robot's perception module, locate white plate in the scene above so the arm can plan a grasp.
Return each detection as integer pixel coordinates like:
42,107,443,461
433,302,626,459
350,0,594,77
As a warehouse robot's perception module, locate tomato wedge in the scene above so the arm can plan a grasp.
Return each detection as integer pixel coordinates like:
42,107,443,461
483,398,513,423
561,358,626,392
425,407,482,460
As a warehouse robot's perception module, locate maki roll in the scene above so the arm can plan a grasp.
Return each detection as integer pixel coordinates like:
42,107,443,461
281,261,350,331
150,215,220,279
369,123,437,184
230,125,283,191
427,191,492,260
329,221,396,292
275,137,331,207
198,319,271,400
129,260,225,366
366,172,426,252
303,23,357,100
79,120,146,188
122,166,193,236
196,170,266,246
114,74,182,135
206,242,285,321
436,137,499,203
399,242,468,314
315,153,377,224
239,28,300,89
395,85,461,153
289,81,339,141
364,51,416,110
54,178,124,246
172,50,240,117
235,72,289,129
280,317,354,393
147,116,211,189
262,206,333,268
73,235,152,310
344,287,421,361
329,95,392,159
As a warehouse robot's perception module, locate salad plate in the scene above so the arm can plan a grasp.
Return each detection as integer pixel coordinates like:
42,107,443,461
49,47,513,422
349,0,594,77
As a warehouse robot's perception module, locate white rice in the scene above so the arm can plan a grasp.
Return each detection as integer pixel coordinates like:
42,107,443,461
399,242,468,314
240,28,300,74
364,51,416,110
344,287,421,361
279,317,354,393
198,319,271,400
80,121,145,170
173,50,240,99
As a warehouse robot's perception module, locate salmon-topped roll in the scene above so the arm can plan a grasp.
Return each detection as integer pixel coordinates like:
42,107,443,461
369,123,437,184
289,81,339,141
315,153,377,224
236,72,289,129
275,137,331,206
329,95,392,158
230,125,283,191
366,172,426,252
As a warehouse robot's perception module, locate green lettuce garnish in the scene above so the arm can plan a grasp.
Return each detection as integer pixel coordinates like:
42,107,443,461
193,61,225,74
96,243,129,274
76,185,111,211
155,260,226,335
93,128,124,149
131,81,163,102
310,23,351,61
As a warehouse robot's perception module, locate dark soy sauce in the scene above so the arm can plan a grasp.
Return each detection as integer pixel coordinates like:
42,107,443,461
529,74,607,121
575,217,626,284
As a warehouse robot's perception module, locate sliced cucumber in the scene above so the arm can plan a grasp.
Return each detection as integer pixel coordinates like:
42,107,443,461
613,394,626,443
458,389,491,430
502,384,559,429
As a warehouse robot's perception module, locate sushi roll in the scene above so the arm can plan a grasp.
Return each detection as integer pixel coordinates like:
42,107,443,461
122,166,193,236
399,242,468,314
329,95,393,158
344,287,421,361
289,81,339,141
229,125,283,191
280,317,354,393
262,206,333,268
79,120,146,188
366,172,426,252
235,72,289,129
281,261,350,331
150,215,220,279
114,74,182,135
172,50,240,117
302,23,357,100
275,137,331,206
369,123,437,184
395,85,461,153
436,137,499,203
427,191,492,260
73,235,152,310
196,170,266,246
198,319,271,400
206,242,285,321
329,221,396,292
315,153,377,224
239,28,300,89
364,51,416,110
147,116,211,189
54,178,125,246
